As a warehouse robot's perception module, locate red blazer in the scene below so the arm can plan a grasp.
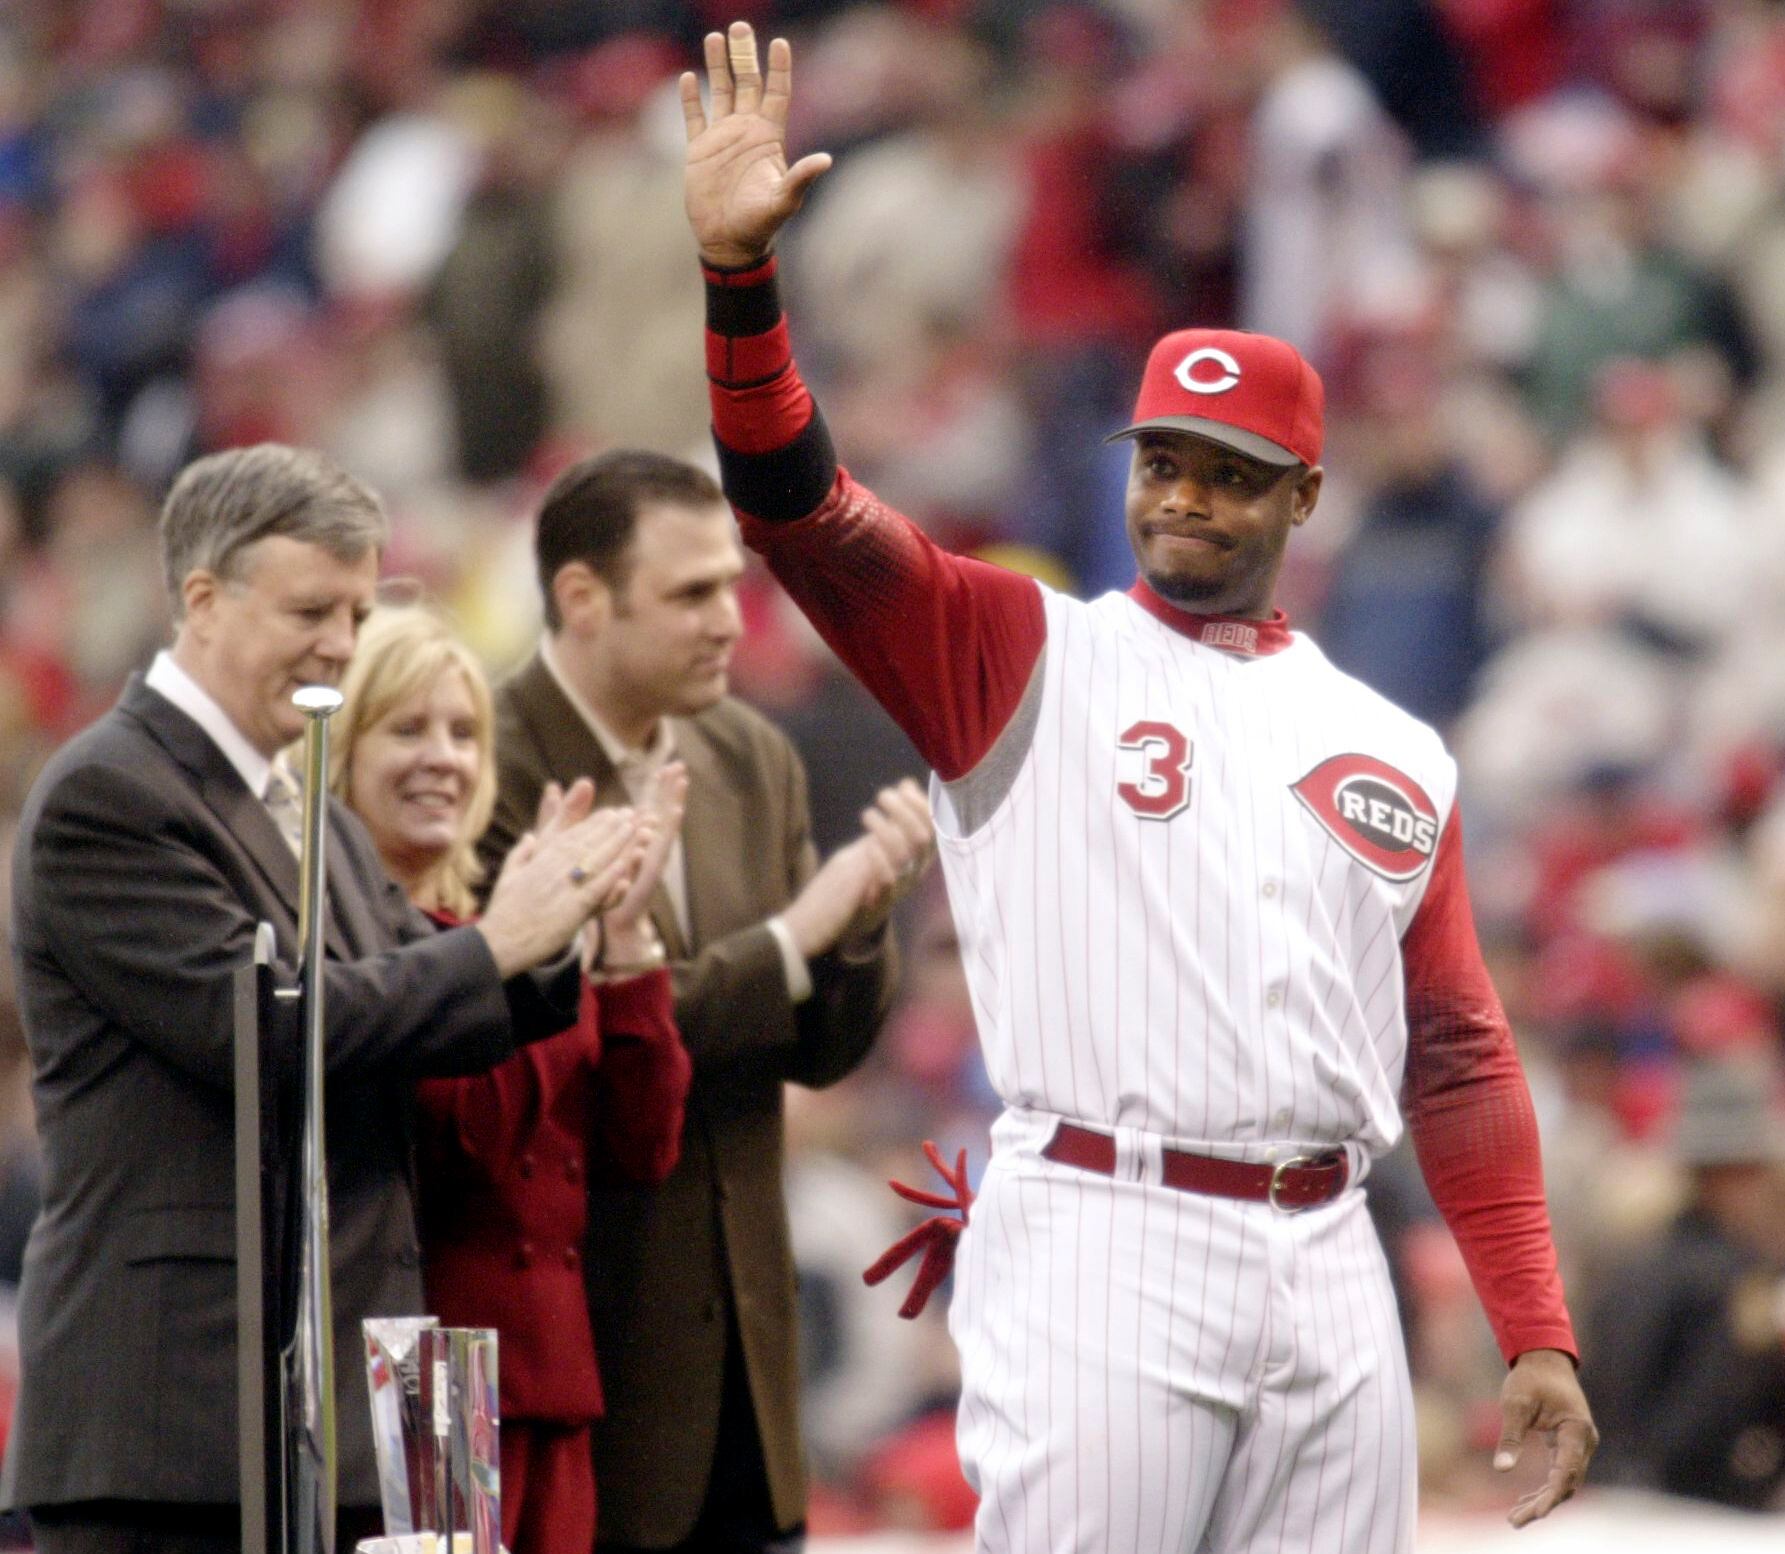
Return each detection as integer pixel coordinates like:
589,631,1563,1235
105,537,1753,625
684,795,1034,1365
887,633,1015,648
416,953,690,1423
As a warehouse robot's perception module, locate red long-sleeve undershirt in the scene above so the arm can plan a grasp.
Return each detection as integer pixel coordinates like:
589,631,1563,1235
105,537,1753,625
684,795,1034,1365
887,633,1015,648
706,256,1576,1363
1400,815,1577,1362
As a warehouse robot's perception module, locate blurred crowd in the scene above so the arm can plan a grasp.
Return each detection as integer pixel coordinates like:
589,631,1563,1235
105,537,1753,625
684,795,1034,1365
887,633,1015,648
1,0,1785,1536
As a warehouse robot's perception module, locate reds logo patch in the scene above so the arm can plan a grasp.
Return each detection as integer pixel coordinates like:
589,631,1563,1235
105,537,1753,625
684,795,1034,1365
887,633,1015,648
1290,754,1439,881
1174,345,1242,395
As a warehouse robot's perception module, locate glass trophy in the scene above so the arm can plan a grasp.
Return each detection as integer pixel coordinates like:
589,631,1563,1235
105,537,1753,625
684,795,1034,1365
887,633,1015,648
361,1319,500,1554
448,1328,501,1554
362,1316,439,1536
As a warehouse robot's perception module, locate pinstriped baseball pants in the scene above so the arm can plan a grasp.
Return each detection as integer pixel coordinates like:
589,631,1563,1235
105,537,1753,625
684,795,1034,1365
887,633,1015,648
949,1142,1416,1554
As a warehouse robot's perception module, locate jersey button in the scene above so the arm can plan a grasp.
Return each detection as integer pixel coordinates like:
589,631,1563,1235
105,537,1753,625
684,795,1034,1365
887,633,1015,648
1266,987,1282,1008
1262,881,1278,898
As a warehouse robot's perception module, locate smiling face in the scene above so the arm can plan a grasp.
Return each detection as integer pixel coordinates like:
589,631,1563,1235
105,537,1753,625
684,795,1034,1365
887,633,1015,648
346,664,486,889
1123,432,1322,618
176,534,380,757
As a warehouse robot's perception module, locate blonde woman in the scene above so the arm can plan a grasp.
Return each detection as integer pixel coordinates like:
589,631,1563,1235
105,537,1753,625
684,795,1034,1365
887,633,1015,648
332,603,691,1554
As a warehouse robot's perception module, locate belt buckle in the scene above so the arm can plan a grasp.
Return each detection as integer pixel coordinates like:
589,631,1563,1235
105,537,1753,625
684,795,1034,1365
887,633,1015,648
1267,1154,1316,1214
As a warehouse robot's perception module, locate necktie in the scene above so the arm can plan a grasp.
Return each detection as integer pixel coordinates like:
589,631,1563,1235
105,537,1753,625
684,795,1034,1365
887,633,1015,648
264,759,305,860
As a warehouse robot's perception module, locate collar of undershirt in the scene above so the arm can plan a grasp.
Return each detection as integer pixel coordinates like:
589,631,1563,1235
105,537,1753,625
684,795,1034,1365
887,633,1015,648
1125,579,1294,657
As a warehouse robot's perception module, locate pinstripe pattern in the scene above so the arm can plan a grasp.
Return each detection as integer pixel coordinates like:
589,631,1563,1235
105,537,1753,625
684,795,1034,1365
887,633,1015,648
932,588,1455,1155
951,1130,1414,1553
931,587,1452,1554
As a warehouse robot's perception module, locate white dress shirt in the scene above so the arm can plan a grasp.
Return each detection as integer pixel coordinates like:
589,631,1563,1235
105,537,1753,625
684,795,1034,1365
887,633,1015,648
145,650,278,803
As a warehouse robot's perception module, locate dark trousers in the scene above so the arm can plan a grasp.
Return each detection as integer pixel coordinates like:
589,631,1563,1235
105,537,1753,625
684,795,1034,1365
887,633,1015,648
599,1321,803,1554
29,1500,384,1554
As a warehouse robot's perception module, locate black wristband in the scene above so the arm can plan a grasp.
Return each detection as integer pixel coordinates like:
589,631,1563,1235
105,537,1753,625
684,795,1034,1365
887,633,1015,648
705,268,784,339
715,409,838,523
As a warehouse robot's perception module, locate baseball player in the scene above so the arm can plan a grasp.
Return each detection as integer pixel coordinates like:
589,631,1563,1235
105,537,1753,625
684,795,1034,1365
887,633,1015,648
679,24,1598,1552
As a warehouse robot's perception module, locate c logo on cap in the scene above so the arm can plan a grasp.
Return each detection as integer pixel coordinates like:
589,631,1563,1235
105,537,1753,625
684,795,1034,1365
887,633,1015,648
1174,347,1241,395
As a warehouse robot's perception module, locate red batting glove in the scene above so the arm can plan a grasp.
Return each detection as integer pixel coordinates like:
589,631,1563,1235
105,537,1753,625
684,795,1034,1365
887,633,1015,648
862,1141,975,1320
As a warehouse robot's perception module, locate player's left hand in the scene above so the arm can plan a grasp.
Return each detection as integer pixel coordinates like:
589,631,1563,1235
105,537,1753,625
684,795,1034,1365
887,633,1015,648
1494,1347,1598,1528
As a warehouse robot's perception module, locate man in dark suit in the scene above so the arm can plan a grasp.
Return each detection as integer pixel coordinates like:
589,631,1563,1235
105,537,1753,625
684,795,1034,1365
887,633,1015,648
3,443,638,1554
482,450,930,1553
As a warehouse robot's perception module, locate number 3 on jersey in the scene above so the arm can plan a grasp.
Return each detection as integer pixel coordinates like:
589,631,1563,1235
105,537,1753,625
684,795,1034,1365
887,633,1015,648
1117,719,1193,820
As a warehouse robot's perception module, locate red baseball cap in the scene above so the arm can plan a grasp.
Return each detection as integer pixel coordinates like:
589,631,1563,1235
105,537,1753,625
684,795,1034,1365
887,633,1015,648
1106,327,1325,467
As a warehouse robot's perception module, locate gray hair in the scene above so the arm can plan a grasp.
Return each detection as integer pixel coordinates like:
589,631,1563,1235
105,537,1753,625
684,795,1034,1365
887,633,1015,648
160,444,389,617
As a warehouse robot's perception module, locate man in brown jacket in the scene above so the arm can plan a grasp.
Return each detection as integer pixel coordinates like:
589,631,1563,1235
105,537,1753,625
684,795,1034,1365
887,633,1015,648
481,449,931,1552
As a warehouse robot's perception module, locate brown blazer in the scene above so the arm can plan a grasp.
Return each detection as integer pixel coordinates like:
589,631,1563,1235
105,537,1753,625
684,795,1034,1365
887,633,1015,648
483,654,895,1546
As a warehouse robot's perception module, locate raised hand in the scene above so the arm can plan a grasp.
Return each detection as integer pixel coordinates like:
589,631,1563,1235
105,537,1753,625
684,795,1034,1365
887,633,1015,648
681,21,832,267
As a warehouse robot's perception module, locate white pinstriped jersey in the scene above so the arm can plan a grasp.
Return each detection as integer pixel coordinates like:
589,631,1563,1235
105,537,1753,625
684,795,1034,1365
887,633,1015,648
726,369,1574,1374
932,585,1455,1156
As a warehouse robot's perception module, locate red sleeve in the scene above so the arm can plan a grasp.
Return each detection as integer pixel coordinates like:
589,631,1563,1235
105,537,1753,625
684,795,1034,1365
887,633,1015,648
745,476,1045,780
412,905,585,1167
414,1027,583,1169
705,257,1046,779
587,968,690,1185
1400,810,1579,1365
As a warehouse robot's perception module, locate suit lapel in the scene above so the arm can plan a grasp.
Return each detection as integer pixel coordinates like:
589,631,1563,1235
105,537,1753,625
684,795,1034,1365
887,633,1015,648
517,657,629,815
202,763,358,963
323,807,383,959
125,678,354,961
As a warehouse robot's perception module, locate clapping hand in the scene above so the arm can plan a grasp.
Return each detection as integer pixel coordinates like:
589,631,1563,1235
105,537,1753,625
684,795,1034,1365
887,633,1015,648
479,805,640,979
532,775,595,836
600,763,690,971
782,779,936,958
851,777,936,928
